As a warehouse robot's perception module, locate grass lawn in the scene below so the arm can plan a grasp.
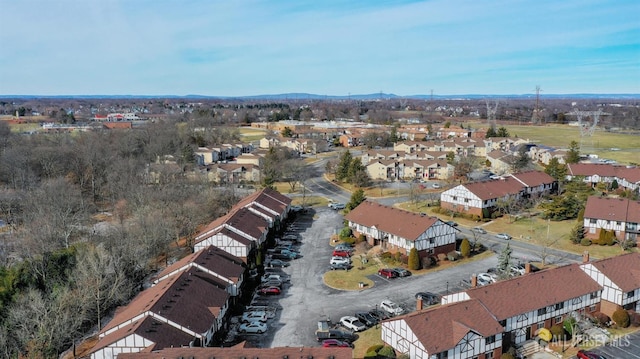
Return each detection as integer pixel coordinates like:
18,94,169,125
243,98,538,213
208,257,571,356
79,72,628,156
397,201,638,260
323,256,378,290
352,326,384,358
237,126,268,141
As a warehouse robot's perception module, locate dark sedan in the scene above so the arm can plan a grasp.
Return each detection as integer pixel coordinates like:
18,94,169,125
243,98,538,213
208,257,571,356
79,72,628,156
415,292,441,306
355,311,378,327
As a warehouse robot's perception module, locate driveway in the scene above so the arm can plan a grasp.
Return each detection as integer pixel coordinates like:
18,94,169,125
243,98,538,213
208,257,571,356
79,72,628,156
578,329,640,359
268,207,499,348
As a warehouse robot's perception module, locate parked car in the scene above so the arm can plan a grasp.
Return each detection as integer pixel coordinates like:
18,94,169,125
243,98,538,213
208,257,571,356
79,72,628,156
329,202,346,210
510,264,526,276
369,308,391,321
238,321,267,334
471,227,487,234
281,234,300,242
321,339,353,348
330,256,351,266
340,316,366,332
431,183,441,189
315,329,357,342
378,268,397,279
392,268,411,277
380,300,404,316
259,279,283,288
289,205,304,212
475,273,494,286
445,220,458,227
576,350,607,359
262,274,285,282
241,311,267,323
330,262,352,270
477,273,497,284
266,259,290,268
415,292,440,306
495,233,512,240
257,286,281,296
332,250,351,258
334,243,354,251
355,311,378,327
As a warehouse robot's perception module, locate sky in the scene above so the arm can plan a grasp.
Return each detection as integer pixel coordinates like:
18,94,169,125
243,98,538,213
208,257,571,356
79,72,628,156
1,0,639,96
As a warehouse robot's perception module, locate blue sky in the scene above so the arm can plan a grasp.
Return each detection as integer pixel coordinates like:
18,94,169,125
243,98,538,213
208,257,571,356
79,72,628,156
1,0,638,96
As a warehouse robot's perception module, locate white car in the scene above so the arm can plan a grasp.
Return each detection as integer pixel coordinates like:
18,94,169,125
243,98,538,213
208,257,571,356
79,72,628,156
431,183,441,189
476,273,496,286
241,311,267,323
495,233,512,240
238,321,267,334
330,256,351,265
340,316,366,332
380,300,404,316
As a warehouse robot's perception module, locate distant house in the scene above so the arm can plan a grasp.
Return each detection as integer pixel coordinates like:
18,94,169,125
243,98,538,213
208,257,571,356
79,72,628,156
344,201,457,258
567,163,640,191
117,343,352,359
583,196,640,242
366,160,401,181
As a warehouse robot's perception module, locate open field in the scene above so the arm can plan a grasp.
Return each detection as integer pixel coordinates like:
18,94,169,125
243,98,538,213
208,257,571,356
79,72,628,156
463,121,640,165
237,126,268,141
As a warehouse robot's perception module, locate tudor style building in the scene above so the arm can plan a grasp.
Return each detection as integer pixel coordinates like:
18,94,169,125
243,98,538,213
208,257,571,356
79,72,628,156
440,171,556,218
583,196,640,243
580,252,640,316
344,201,457,258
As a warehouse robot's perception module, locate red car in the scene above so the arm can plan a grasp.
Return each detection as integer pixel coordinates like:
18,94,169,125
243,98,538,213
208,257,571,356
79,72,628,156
576,350,607,359
332,250,351,257
322,339,353,348
258,286,281,295
378,268,397,279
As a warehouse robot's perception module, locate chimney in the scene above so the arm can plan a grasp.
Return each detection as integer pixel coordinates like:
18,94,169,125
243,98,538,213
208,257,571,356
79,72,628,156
583,251,590,263
416,296,423,311
471,274,478,288
525,263,531,274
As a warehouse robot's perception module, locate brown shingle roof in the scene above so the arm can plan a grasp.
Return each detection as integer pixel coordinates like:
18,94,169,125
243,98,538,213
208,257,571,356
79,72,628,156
344,201,438,241
91,316,195,355
510,171,555,187
154,245,244,283
118,343,352,359
400,299,502,354
584,196,640,223
461,177,524,200
590,253,640,292
465,263,601,321
102,267,229,335
568,163,618,177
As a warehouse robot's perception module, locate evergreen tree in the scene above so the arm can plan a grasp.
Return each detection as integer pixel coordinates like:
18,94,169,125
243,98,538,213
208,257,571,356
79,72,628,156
497,243,513,277
335,150,352,182
486,126,497,138
570,223,585,244
566,141,581,164
347,189,366,211
496,126,510,137
408,248,420,270
544,157,567,182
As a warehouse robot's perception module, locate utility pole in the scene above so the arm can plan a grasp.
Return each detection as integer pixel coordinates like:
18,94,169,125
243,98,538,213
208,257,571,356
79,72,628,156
532,85,543,124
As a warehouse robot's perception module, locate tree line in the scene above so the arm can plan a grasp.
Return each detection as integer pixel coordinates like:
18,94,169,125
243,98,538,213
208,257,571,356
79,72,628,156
0,119,240,358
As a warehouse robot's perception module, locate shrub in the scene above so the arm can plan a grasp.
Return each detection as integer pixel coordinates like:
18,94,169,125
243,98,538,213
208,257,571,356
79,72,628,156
408,248,420,270
364,351,378,358
421,256,436,269
500,354,515,359
580,238,592,246
343,237,356,245
380,252,393,260
629,311,640,327
550,323,565,339
592,312,610,326
612,308,630,328
446,251,460,261
460,238,471,257
339,227,352,240
400,254,409,265
377,346,396,358
393,252,402,262
357,234,366,243
366,344,384,353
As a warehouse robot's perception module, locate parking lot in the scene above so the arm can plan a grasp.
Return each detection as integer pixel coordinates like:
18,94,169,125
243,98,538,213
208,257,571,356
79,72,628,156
578,329,640,358
263,207,498,348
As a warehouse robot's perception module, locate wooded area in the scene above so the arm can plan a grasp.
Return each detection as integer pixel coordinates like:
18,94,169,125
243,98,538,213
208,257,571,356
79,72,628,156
0,119,241,358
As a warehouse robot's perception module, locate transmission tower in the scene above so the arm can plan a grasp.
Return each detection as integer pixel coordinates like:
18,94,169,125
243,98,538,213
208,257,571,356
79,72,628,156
485,99,499,128
532,86,543,124
566,109,609,149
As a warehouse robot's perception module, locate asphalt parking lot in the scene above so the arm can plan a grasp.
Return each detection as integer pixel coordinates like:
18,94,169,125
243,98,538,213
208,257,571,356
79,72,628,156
266,207,498,348
579,329,640,358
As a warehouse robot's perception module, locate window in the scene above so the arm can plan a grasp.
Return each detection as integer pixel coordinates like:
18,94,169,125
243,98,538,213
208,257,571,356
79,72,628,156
589,304,597,312
464,198,469,203
590,219,596,224
453,196,458,201
537,321,545,329
590,291,599,299
537,308,547,316
554,316,562,324
616,221,621,226
555,302,565,311
486,352,494,359
627,290,635,298
485,335,496,344
436,351,448,359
